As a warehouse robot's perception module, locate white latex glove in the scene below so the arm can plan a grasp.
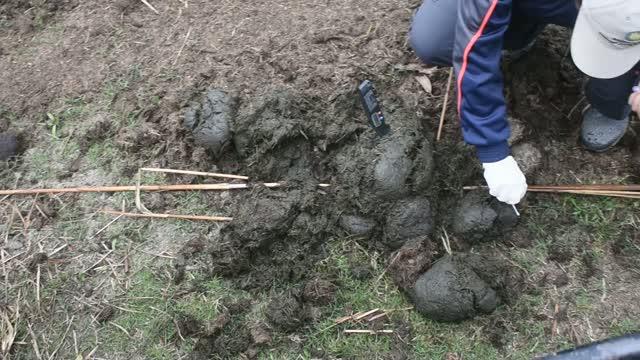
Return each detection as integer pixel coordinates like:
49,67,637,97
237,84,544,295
482,156,527,205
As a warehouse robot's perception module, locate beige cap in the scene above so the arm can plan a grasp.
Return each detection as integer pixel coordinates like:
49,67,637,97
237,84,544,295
571,0,640,79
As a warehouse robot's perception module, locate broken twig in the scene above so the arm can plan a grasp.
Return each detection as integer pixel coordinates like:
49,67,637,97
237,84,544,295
354,308,381,321
437,68,454,142
173,27,192,66
83,250,115,274
102,210,233,222
140,167,249,180
140,0,159,14
0,183,281,196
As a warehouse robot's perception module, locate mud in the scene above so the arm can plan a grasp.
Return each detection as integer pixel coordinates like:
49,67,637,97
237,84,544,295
413,255,498,322
208,189,298,275
3,0,640,356
461,254,526,304
413,251,524,322
184,89,235,156
339,214,377,237
373,130,434,199
265,293,308,332
0,132,18,160
173,83,526,334
384,197,434,249
183,88,441,294
452,191,519,242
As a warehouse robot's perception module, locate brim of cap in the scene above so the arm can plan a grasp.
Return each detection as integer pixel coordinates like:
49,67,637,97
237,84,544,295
571,10,640,79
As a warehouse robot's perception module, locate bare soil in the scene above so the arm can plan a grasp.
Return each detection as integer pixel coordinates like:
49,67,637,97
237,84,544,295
1,1,640,359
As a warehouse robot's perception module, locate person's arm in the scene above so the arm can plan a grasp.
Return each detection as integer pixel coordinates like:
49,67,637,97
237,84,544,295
454,0,511,160
453,0,527,204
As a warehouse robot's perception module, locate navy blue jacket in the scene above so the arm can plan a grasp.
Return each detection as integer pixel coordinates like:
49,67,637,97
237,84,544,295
454,0,577,162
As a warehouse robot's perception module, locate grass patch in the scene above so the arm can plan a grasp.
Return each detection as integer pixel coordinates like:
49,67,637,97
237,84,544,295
84,140,121,172
44,97,91,138
22,139,80,182
610,318,640,337
100,269,246,359
260,240,508,359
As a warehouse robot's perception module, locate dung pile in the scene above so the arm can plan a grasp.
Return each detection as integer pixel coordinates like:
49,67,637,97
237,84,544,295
413,255,498,322
179,85,523,340
414,252,528,322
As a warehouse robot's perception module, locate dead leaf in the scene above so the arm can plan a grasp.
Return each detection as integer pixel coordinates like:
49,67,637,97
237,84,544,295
415,75,432,95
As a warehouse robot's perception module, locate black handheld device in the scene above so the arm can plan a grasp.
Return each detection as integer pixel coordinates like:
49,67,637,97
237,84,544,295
358,80,390,136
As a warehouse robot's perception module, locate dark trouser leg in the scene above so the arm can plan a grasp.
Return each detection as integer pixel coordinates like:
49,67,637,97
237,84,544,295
409,0,458,67
503,19,546,51
586,66,639,120
505,0,578,50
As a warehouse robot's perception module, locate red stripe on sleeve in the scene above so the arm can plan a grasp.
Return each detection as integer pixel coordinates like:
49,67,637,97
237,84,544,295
456,0,500,115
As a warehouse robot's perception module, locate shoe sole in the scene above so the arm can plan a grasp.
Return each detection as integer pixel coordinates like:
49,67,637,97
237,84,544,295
582,130,626,153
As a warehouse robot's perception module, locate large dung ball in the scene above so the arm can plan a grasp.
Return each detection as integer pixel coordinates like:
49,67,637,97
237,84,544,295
184,89,235,156
372,129,433,200
339,214,377,237
452,191,518,242
384,197,433,249
412,255,497,322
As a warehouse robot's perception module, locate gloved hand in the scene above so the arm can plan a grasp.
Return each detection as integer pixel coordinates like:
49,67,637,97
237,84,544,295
482,156,527,205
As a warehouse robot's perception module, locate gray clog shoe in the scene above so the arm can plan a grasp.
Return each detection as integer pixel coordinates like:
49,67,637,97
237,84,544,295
580,107,629,152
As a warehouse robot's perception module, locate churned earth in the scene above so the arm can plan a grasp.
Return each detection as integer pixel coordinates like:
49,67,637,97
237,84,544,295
1,1,640,359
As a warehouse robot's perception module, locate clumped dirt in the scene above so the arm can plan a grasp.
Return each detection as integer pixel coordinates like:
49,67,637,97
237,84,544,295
303,278,337,305
0,133,18,160
190,316,252,360
265,292,309,332
452,191,519,242
549,226,586,263
411,253,525,322
184,89,236,156
413,255,499,322
3,0,640,357
173,83,442,296
388,237,434,292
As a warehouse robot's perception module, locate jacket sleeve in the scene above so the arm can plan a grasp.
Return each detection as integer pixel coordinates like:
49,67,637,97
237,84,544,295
453,0,512,163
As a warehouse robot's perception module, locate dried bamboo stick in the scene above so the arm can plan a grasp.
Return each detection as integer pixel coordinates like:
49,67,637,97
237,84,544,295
102,210,233,222
527,189,640,196
354,309,381,321
526,189,640,199
140,167,249,181
436,68,454,142
531,184,640,191
463,185,640,199
464,184,640,191
0,183,282,196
